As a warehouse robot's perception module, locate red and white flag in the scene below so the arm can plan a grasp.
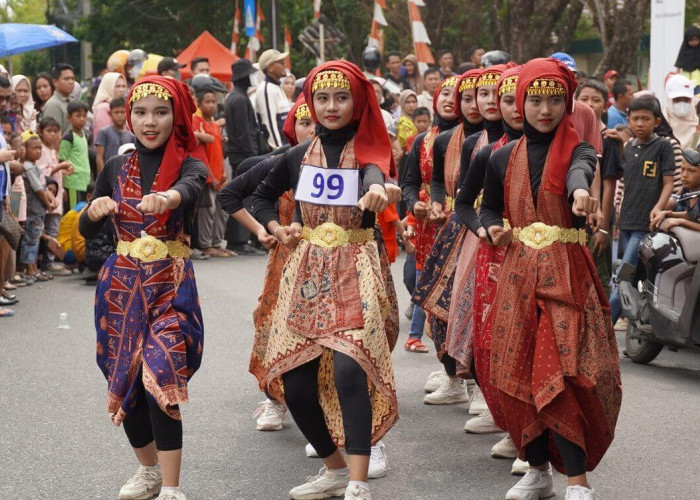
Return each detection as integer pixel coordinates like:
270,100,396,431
284,27,292,70
231,1,241,55
368,0,387,55
408,0,434,74
314,0,321,19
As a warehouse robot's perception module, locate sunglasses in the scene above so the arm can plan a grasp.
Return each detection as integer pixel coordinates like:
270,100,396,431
0,95,11,102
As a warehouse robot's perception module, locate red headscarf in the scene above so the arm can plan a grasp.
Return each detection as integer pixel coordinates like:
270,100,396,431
453,69,482,117
516,58,580,195
303,60,395,178
282,94,310,146
126,76,197,223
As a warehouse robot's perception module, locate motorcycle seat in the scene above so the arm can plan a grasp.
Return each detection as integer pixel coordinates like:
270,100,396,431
671,226,700,263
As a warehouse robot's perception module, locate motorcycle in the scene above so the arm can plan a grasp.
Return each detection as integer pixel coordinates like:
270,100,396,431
617,189,700,364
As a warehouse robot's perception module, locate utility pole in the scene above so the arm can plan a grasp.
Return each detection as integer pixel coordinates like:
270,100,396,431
271,0,279,50
79,0,93,79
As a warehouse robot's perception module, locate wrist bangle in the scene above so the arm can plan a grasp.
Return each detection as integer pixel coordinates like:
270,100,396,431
155,191,171,208
273,226,284,240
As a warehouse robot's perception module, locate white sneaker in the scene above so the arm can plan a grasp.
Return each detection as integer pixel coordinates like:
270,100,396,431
254,399,287,431
305,442,320,458
565,486,596,500
491,435,519,459
367,441,388,479
289,467,350,499
118,465,162,500
511,458,530,476
156,490,187,500
423,377,470,405
469,385,488,415
345,483,372,499
505,468,556,500
464,408,501,434
423,368,448,393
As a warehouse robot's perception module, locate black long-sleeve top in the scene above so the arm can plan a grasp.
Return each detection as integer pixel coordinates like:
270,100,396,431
236,144,291,177
457,119,505,189
218,154,278,215
79,143,208,239
250,125,385,229
400,116,460,214
224,84,262,166
480,123,596,231
455,122,522,233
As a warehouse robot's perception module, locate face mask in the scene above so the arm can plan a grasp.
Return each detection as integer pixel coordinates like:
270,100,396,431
248,73,259,87
672,101,692,117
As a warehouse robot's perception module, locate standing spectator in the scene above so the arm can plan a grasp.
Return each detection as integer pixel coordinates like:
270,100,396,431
91,72,128,142
395,90,418,150
224,59,263,170
59,100,90,211
370,80,395,129
609,95,675,325
402,54,423,92
0,75,17,316
95,97,135,173
190,57,210,76
606,79,634,129
603,69,619,106
42,63,76,134
437,49,456,78
282,74,296,103
467,45,485,68
254,49,291,150
157,57,185,78
662,73,699,149
32,72,54,117
383,51,411,91
417,67,441,119
10,75,36,133
674,25,700,89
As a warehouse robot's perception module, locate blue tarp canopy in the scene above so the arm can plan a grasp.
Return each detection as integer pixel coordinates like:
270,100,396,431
0,23,78,58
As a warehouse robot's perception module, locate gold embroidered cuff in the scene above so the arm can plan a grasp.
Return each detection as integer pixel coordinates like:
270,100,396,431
445,196,455,212
512,222,586,249
301,223,374,248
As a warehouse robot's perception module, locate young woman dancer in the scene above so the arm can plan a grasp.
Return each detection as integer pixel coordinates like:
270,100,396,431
251,60,398,500
79,76,207,500
400,77,461,355
480,58,622,500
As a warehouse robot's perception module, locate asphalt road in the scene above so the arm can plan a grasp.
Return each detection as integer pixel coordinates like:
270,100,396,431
2,254,699,500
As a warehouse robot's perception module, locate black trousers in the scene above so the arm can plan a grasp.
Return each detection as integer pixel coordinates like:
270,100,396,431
525,430,587,477
282,351,372,457
441,353,457,377
122,379,183,452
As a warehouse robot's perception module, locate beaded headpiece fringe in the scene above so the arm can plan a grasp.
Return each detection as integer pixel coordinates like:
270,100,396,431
526,78,566,96
129,83,173,103
311,70,351,93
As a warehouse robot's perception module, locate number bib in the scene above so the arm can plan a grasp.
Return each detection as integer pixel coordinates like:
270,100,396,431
295,164,360,206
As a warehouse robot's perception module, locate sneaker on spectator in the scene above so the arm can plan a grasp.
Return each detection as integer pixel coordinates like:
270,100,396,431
190,248,210,260
565,485,596,500
118,464,162,500
505,468,555,500
404,304,413,320
156,490,187,500
491,434,519,459
424,376,469,405
253,399,287,431
424,368,448,393
50,266,72,276
367,441,388,479
469,385,488,415
511,458,530,476
344,483,372,499
305,442,320,458
464,408,501,434
289,467,349,499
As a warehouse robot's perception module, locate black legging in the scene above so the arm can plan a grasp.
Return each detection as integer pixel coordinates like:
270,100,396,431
525,430,587,477
122,378,183,452
441,354,457,377
282,351,372,457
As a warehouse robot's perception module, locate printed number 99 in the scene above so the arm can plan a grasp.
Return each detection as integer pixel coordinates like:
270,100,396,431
310,173,345,200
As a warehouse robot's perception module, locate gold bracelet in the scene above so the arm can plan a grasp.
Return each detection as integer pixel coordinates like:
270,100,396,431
273,226,284,241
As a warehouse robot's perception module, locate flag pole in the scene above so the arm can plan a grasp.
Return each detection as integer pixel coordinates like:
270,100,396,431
271,0,279,50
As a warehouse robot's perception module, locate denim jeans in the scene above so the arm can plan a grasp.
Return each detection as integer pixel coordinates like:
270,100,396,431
409,269,426,340
20,215,44,266
609,229,647,323
403,253,416,294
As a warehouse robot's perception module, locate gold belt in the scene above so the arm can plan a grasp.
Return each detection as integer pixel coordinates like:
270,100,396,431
116,234,190,262
445,196,455,211
301,222,374,248
512,222,587,249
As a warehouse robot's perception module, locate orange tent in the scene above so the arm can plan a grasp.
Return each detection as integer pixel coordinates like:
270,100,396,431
177,30,238,82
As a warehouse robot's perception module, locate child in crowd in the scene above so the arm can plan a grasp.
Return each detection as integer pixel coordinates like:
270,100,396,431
19,131,58,281
95,97,135,173
37,116,73,274
651,149,700,231
412,107,432,135
1,115,11,142
609,95,675,324
192,88,231,258
59,100,90,211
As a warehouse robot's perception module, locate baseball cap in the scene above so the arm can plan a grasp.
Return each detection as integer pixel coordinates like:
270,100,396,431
549,52,578,72
258,49,288,71
603,69,619,80
665,74,695,100
157,57,185,74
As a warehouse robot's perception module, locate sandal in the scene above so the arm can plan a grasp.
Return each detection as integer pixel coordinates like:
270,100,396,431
0,308,14,318
202,247,231,258
11,275,28,287
405,338,430,353
30,273,50,282
3,281,17,290
2,291,17,301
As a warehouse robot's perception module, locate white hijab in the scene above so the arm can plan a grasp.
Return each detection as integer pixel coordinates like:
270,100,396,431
92,72,126,112
662,74,699,149
10,75,36,133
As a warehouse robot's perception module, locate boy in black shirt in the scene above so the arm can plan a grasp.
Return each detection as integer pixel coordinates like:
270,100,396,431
609,95,675,324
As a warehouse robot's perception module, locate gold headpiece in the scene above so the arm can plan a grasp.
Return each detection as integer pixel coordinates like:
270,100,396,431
129,83,173,103
498,75,519,96
458,76,478,93
441,76,459,89
20,129,39,143
295,103,311,120
526,78,566,96
476,71,500,88
311,70,351,93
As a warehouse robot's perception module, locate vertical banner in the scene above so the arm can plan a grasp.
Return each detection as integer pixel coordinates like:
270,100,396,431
284,27,292,70
408,0,434,74
244,0,256,37
314,0,322,19
649,0,685,98
232,1,241,55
